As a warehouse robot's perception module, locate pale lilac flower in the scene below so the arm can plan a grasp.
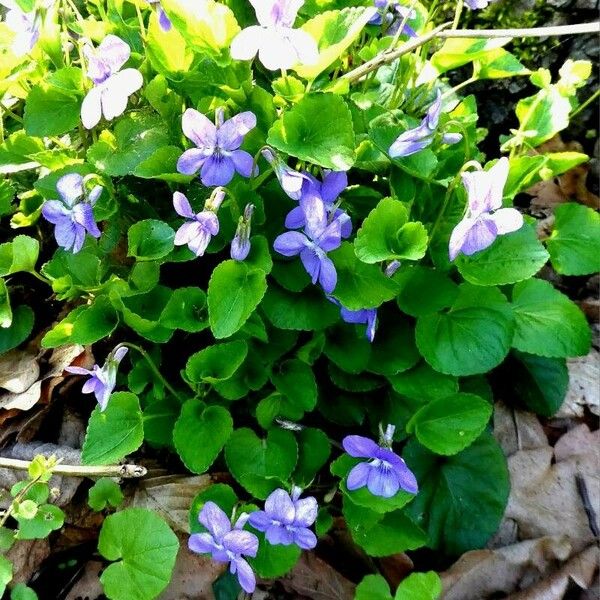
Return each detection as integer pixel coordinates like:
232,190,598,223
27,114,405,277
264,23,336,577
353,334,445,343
343,424,418,498
248,487,318,550
41,173,102,253
230,0,318,71
65,346,128,411
189,502,258,594
465,0,493,9
449,157,523,260
231,204,254,261
146,0,171,30
389,91,462,158
0,0,39,56
384,259,401,277
173,190,224,257
273,195,348,293
177,108,256,187
80,35,143,129
261,148,307,200
341,308,378,343
369,0,417,37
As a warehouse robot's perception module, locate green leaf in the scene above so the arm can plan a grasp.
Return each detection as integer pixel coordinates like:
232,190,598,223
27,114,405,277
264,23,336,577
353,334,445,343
0,235,39,276
98,508,179,600
208,260,267,339
267,93,356,170
81,393,144,466
404,433,509,554
474,48,529,80
388,362,458,402
324,324,372,374
355,575,392,600
160,286,207,332
185,340,248,384
270,359,317,412
331,243,400,310
24,68,83,136
10,583,38,600
0,305,34,353
294,427,331,487
407,393,492,455
249,531,301,578
511,278,590,358
0,555,12,597
355,198,427,263
146,13,193,77
294,7,376,80
431,37,511,73
0,279,12,328
224,428,298,499
143,400,178,447
173,401,233,474
546,203,600,276
88,478,125,511
16,504,64,539
396,265,459,317
127,220,175,261
395,572,442,600
457,224,549,286
415,284,514,376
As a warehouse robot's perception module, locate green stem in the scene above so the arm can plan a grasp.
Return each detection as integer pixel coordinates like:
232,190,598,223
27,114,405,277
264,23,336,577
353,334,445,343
452,0,464,30
441,75,478,101
570,88,600,119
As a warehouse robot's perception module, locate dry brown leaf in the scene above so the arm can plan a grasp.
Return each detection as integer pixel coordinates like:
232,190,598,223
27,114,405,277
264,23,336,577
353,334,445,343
6,539,50,585
494,402,548,457
64,560,103,600
556,350,600,418
281,552,355,600
0,381,42,411
440,536,573,600
0,350,39,394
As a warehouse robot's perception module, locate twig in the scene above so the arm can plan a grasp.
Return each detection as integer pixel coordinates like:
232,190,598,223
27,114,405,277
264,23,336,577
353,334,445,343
0,457,147,479
342,21,600,84
576,474,600,538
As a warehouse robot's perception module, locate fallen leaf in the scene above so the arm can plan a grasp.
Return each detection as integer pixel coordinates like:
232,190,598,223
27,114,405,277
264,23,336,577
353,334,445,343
0,351,39,394
0,381,42,411
6,539,50,585
556,350,600,418
64,560,103,600
494,402,548,457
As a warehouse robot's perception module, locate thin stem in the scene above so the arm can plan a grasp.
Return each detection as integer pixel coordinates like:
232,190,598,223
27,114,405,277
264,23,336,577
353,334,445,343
117,342,185,402
451,0,464,30
29,270,52,285
0,474,43,528
0,104,23,123
570,88,600,119
441,75,478,100
135,3,147,39
0,457,147,479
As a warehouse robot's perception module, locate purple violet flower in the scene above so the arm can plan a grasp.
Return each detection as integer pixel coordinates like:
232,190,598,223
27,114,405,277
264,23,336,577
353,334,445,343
261,148,307,200
248,487,318,550
146,0,171,30
0,0,40,56
80,35,143,130
173,189,224,257
41,173,102,253
341,307,378,343
273,195,348,294
464,0,493,9
231,204,254,261
368,0,417,38
189,502,258,594
384,259,401,277
230,0,318,71
389,91,462,158
343,424,418,498
65,346,128,411
449,157,523,260
177,108,257,187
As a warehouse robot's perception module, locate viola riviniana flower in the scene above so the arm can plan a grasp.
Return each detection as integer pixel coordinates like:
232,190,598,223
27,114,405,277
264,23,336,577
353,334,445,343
230,0,318,71
341,307,378,343
41,173,102,253
80,35,143,129
274,195,348,293
65,346,128,411
177,108,256,187
343,424,418,498
189,502,258,594
146,0,171,30
369,0,417,38
389,91,462,158
449,157,523,260
261,148,307,200
248,487,318,550
173,189,225,257
0,0,40,56
231,204,255,261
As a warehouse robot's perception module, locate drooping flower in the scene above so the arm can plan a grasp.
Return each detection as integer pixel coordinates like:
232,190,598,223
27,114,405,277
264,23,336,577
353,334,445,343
146,0,171,30
41,173,102,253
389,91,462,158
449,157,523,260
273,195,348,293
173,189,224,257
464,0,493,9
0,0,40,56
343,424,418,498
231,204,254,261
369,0,417,38
248,487,318,550
261,148,307,200
230,0,318,71
341,307,378,343
80,35,143,129
65,346,128,411
177,108,256,187
189,502,258,594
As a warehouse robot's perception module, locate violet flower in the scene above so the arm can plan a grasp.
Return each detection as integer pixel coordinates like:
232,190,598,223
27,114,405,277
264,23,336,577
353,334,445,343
261,148,307,200
273,195,348,294
343,424,418,498
146,0,171,30
177,108,256,187
189,502,258,594
449,157,523,260
231,204,254,261
464,0,493,9
341,307,378,343
0,0,40,56
369,0,417,38
65,346,128,411
248,487,318,550
41,173,102,253
230,0,318,71
384,259,401,277
80,35,143,130
389,91,462,158
173,189,224,257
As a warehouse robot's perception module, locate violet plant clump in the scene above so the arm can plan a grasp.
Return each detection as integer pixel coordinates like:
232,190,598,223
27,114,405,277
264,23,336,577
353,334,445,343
0,0,597,597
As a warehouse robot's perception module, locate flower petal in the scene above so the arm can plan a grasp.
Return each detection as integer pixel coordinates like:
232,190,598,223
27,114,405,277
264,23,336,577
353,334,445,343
173,191,195,218
81,86,103,130
264,488,295,524
284,206,305,230
265,523,295,546
230,25,263,61
231,557,256,594
177,148,207,176
97,34,131,74
72,204,101,238
316,253,337,293
56,174,84,206
320,171,348,204
286,28,319,65
491,207,523,235
367,466,400,498
200,155,235,187
458,216,498,257
293,527,317,550
292,497,318,527
182,108,217,150
217,112,256,151
273,231,307,256
346,462,371,490
230,149,255,178
257,29,299,71
343,435,379,458
247,510,272,532
198,501,231,541
223,530,259,557
41,201,70,225
188,532,218,556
